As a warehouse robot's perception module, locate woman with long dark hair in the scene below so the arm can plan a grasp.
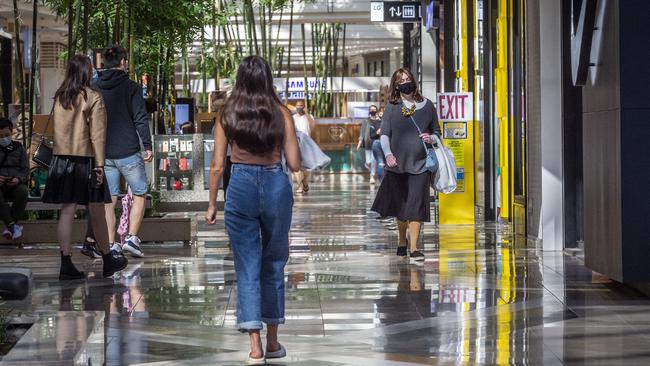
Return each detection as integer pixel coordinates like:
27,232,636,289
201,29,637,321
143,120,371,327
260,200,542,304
205,56,300,365
42,55,128,280
371,68,441,263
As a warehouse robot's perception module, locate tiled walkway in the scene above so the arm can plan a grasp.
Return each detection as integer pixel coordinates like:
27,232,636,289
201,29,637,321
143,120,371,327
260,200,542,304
3,177,650,365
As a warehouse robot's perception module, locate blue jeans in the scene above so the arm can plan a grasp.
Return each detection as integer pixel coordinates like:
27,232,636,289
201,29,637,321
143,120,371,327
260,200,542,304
105,153,148,196
224,163,293,331
372,140,385,182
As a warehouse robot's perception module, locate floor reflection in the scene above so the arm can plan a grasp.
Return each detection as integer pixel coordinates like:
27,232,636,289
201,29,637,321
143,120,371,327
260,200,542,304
2,179,650,365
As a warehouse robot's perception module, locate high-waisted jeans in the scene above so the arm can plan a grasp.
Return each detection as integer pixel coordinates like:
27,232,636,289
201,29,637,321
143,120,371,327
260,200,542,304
224,163,293,331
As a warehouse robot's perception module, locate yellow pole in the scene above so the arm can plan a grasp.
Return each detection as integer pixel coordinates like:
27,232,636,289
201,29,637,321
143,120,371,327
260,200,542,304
439,0,476,225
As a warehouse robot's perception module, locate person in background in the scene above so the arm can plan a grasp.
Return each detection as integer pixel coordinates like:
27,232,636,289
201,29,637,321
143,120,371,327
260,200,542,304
0,118,28,240
357,105,381,184
95,45,153,258
292,99,315,194
371,108,386,183
371,68,441,263
42,55,128,280
206,56,300,364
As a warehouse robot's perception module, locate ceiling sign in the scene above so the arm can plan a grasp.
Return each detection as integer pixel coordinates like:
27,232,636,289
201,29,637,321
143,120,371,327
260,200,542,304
370,1,422,23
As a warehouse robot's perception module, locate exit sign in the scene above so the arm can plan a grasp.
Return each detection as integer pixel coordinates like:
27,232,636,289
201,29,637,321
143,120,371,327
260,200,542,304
437,93,474,122
370,1,422,23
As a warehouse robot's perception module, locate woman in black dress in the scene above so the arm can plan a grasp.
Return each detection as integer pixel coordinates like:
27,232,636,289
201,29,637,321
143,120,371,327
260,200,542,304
371,68,441,263
42,55,128,280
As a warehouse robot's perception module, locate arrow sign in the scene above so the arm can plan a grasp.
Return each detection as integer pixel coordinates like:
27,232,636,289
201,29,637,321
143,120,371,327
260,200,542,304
371,1,421,23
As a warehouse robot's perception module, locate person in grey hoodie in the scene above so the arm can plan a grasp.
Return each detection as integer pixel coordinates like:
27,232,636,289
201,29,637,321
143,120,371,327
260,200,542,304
94,45,153,258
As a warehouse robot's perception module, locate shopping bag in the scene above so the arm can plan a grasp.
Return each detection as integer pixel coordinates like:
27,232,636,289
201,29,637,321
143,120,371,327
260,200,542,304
296,131,331,171
432,135,457,193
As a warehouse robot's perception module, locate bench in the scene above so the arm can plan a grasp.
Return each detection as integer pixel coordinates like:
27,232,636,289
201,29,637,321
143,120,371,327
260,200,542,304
0,216,195,245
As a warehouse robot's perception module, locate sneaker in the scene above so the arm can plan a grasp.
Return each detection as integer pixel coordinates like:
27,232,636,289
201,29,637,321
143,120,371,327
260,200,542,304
110,243,124,256
409,250,425,262
3,223,23,240
396,246,407,256
80,241,102,259
10,224,22,240
123,236,144,258
369,177,376,184
102,252,128,277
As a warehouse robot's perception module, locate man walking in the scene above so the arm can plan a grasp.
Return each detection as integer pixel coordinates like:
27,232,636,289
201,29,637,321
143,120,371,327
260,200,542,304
95,45,152,258
292,100,315,193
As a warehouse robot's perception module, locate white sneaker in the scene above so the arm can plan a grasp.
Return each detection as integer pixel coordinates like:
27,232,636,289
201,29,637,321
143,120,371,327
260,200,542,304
123,235,144,258
11,224,23,240
3,224,23,240
110,243,124,256
369,177,376,184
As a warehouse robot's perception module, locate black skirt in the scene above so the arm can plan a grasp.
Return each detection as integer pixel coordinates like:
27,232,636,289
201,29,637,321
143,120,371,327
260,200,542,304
372,171,431,222
42,155,111,205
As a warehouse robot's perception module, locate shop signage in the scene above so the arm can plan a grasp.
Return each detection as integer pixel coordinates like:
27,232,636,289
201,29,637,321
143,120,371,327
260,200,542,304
437,92,473,122
370,1,422,22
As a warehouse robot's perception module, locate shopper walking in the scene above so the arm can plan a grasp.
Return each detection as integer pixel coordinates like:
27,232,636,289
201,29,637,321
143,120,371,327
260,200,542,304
205,56,300,365
95,45,153,258
42,55,128,280
0,118,28,240
371,68,441,263
292,99,315,193
357,105,382,183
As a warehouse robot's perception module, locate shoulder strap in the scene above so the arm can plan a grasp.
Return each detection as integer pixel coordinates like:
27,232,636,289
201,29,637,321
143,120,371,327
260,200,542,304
37,103,56,137
404,103,430,153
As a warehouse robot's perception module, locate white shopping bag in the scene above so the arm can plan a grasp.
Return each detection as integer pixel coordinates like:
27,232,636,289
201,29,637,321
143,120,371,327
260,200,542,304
432,135,457,194
296,131,331,171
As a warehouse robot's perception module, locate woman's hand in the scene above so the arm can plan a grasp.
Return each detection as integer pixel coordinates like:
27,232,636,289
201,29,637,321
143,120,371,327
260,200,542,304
419,133,433,144
386,154,398,168
205,204,218,225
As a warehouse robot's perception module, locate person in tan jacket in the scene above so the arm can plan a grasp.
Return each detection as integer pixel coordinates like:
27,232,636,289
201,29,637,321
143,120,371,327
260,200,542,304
42,55,128,280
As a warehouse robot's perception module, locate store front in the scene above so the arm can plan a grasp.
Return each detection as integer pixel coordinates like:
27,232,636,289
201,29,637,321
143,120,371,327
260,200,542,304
427,0,527,232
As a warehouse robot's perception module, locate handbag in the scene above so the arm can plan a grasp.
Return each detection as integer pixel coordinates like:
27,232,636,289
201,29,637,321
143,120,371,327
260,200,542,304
296,130,331,171
32,105,54,169
405,107,438,173
432,134,457,193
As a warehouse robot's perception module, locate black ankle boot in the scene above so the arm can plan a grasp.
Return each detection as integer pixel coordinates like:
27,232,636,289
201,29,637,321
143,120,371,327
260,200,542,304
102,252,128,278
59,252,85,280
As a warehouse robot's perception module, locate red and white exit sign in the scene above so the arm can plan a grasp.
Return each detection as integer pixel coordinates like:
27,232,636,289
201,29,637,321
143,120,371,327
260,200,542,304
437,92,474,121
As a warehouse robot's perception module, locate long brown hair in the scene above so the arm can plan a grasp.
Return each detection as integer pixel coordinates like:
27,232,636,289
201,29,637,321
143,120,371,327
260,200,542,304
222,56,286,155
388,68,424,104
54,55,93,109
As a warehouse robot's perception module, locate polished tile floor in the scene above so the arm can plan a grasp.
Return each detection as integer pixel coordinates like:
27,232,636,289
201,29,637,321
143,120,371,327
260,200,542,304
3,176,650,365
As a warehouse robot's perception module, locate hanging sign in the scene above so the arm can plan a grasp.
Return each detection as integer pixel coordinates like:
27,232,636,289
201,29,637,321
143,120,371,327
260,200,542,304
437,92,474,122
370,2,422,22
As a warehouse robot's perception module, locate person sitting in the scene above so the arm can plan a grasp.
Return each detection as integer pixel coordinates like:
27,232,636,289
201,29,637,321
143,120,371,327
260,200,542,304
0,117,29,240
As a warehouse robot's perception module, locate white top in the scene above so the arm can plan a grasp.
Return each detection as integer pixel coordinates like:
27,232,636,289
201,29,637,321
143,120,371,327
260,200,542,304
293,113,312,135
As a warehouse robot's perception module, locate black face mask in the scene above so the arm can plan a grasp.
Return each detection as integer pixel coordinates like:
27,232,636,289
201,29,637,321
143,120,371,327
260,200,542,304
397,82,416,95
370,111,377,116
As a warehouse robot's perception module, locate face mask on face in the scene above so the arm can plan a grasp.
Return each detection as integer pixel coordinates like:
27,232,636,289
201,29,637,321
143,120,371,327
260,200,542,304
397,81,416,95
296,107,305,114
370,111,377,116
0,137,11,147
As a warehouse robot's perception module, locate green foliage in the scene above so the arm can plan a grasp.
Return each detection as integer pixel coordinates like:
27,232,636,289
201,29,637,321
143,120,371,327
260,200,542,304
42,0,330,117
